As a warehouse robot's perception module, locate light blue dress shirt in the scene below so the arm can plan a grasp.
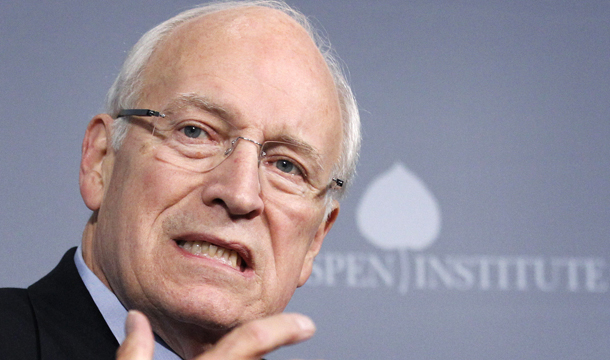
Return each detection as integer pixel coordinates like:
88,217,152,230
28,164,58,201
74,246,182,360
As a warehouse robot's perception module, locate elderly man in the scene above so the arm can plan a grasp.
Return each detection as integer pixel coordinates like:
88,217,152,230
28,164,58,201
0,1,360,359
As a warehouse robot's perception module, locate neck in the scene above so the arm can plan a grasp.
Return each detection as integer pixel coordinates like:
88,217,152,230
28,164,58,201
81,212,111,289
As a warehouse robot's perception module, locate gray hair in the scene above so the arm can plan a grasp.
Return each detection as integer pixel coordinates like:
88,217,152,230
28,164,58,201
105,0,360,201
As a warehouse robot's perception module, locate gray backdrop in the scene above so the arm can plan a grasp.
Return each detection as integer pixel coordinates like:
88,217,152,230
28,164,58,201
1,1,609,359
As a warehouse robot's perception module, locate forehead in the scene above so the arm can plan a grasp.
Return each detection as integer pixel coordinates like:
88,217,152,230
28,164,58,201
142,7,339,109
138,6,343,166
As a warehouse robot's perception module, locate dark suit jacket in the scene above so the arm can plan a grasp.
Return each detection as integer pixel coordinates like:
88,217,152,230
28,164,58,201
0,247,119,359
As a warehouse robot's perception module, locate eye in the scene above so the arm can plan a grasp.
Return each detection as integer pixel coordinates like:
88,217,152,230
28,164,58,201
273,159,303,176
181,125,208,139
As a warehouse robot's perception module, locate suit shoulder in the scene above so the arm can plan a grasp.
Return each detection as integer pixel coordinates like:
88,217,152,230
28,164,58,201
0,287,35,323
0,288,38,359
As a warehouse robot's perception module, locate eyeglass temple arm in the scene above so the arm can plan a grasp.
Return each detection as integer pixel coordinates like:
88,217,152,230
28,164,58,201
117,109,165,118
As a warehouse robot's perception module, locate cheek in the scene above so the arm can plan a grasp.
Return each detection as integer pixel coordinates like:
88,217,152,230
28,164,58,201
96,142,203,287
115,152,201,220
264,197,325,282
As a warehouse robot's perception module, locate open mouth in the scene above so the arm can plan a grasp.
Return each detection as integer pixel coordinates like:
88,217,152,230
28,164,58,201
176,240,247,272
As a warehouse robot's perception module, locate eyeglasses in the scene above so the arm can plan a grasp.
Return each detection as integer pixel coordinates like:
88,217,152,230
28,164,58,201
117,109,344,199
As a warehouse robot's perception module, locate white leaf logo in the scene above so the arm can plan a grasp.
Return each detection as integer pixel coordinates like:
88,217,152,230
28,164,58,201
357,162,441,250
356,162,442,292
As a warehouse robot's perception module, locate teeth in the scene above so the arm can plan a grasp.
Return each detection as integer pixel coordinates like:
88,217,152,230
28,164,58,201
178,240,243,270
192,242,202,254
229,251,238,268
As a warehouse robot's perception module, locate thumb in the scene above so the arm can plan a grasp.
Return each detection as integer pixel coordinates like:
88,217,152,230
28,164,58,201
116,310,155,360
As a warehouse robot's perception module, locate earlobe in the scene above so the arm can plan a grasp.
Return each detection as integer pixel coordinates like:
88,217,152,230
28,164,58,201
297,203,340,287
79,114,114,211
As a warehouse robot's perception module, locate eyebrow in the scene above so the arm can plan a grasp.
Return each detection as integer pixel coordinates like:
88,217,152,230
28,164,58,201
162,93,238,123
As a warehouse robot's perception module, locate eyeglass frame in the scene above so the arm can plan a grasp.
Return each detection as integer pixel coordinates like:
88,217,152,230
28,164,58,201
116,109,345,190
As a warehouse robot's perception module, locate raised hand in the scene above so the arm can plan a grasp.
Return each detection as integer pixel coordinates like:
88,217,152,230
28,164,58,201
117,310,316,360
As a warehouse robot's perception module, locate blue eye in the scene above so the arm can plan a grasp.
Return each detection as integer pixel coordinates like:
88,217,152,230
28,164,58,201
275,159,301,175
182,126,205,138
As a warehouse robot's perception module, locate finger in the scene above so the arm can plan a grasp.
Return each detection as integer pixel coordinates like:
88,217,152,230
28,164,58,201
199,313,316,360
116,310,155,360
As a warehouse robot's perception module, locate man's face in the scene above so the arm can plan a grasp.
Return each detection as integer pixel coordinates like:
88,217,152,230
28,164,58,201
86,8,342,335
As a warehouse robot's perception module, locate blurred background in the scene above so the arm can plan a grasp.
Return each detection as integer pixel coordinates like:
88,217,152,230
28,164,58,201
1,1,609,359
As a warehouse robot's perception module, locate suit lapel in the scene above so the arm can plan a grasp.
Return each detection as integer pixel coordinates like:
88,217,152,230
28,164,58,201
28,248,119,360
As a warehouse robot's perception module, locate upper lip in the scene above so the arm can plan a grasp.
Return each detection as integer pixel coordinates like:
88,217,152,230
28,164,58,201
174,232,253,271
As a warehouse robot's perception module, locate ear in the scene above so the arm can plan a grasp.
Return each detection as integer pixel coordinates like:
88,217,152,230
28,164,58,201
297,202,340,287
79,114,115,211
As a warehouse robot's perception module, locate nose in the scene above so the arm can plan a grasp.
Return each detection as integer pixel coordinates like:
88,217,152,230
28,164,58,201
200,138,264,218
